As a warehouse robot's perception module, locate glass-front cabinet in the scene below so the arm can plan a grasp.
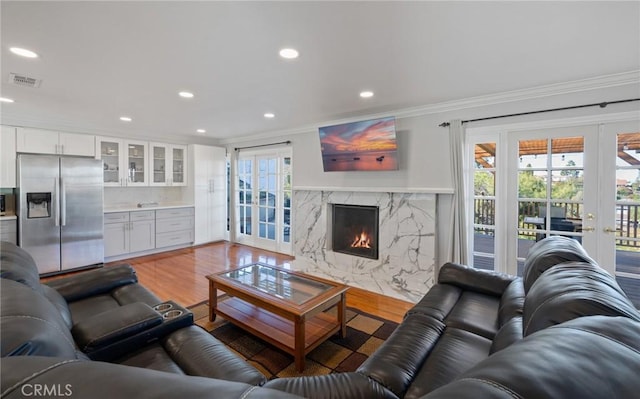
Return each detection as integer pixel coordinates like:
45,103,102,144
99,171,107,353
96,137,148,186
150,143,187,186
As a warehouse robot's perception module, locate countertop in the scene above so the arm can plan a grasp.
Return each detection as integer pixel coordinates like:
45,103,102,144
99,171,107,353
104,203,194,213
0,215,17,221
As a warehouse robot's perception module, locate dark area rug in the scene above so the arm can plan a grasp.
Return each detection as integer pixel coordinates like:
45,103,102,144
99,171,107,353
189,302,398,379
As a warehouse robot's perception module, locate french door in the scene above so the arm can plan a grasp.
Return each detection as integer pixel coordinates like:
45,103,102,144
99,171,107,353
468,114,640,304
235,149,292,254
508,125,599,275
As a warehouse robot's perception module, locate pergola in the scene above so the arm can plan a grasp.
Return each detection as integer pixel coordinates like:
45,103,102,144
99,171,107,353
474,132,640,168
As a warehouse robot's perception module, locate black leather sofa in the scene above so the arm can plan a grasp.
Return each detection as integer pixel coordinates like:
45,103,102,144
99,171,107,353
2,237,640,399
263,236,640,399
0,241,268,388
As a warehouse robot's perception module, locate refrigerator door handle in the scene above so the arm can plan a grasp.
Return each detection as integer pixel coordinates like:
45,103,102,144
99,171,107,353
54,177,60,226
60,178,67,226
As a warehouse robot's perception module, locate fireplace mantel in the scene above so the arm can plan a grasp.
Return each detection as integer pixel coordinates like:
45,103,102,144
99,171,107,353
293,186,453,194
291,189,436,303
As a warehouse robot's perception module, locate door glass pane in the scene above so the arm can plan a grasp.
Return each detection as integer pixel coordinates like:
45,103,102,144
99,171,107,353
101,141,120,183
517,137,585,271
128,144,145,183
237,159,253,236
173,148,184,183
615,131,640,306
473,142,496,271
153,146,166,183
282,157,292,243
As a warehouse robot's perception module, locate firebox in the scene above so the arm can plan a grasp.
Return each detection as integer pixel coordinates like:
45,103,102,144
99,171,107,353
331,204,379,260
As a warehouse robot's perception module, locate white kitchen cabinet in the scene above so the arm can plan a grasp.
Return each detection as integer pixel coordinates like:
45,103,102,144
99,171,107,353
190,145,227,245
104,210,155,257
96,137,148,186
155,207,194,248
129,211,155,252
150,143,187,186
16,127,94,156
0,218,17,244
104,212,130,257
1,126,16,188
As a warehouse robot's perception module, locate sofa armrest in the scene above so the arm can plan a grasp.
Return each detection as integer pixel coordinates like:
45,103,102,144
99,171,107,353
45,264,138,302
71,302,162,353
263,372,397,399
438,262,515,296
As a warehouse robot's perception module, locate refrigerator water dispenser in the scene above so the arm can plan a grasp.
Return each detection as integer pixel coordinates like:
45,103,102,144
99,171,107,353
26,193,51,219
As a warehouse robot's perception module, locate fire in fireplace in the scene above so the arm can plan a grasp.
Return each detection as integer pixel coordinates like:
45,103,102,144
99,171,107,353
331,204,379,259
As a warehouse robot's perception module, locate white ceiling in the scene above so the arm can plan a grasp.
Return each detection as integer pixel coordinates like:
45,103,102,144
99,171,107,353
1,1,639,143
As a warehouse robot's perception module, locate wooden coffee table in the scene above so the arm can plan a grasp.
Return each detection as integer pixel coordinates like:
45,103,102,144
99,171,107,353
207,263,349,371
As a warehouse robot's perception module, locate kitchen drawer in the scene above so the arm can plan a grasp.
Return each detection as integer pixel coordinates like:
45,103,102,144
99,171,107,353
0,220,17,244
156,217,193,233
155,207,194,219
130,210,155,221
156,230,194,248
104,212,129,223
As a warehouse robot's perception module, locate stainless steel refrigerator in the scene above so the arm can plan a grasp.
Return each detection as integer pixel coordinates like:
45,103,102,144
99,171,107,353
17,154,104,275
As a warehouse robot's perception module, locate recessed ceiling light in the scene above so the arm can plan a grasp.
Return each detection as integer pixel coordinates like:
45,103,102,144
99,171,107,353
0,97,15,103
179,91,194,98
360,91,374,98
196,129,206,134
264,113,275,119
279,48,299,59
10,47,38,58
119,116,132,122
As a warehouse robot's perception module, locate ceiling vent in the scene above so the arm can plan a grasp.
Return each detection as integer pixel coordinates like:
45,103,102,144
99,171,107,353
8,73,42,88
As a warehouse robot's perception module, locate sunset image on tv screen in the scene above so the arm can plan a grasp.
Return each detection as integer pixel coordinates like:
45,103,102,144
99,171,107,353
319,116,398,172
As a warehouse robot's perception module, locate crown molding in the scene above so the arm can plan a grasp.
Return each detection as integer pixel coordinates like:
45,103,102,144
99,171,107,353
0,114,221,146
219,70,640,145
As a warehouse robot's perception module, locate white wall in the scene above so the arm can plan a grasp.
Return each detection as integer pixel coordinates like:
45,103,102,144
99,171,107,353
223,82,640,268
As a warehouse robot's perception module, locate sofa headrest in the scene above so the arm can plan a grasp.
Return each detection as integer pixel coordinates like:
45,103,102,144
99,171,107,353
0,241,43,294
523,262,640,336
423,316,640,399
522,236,596,293
0,279,78,359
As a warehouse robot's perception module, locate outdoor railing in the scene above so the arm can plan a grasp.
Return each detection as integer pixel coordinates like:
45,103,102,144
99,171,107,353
474,198,640,248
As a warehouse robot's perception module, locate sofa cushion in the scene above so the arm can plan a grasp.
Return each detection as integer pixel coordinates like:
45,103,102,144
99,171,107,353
404,327,492,399
68,294,123,324
523,262,640,336
438,262,514,296
161,326,267,385
421,316,640,399
522,236,596,293
406,284,462,320
357,313,446,398
0,241,43,294
497,278,524,326
0,357,303,399
443,291,500,340
46,264,139,302
41,284,73,330
0,279,78,359
489,316,523,354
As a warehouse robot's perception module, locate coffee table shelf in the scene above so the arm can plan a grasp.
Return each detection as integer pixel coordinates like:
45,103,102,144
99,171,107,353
217,297,339,352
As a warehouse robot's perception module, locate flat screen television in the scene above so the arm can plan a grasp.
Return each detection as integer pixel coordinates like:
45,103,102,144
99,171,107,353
318,116,398,172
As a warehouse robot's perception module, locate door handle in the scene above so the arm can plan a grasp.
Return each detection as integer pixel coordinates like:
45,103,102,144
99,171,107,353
604,227,621,233
60,178,66,226
582,226,596,232
54,178,60,226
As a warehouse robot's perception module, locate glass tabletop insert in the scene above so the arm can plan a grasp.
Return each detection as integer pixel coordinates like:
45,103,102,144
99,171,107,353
223,263,333,305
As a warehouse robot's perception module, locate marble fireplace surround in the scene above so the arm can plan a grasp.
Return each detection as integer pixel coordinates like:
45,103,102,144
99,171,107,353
292,189,437,303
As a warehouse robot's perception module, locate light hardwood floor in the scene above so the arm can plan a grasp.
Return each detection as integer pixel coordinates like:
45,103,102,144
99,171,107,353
107,241,413,323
